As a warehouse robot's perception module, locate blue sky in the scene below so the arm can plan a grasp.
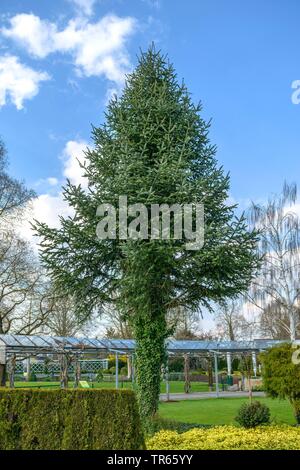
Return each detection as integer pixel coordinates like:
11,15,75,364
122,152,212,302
1,0,300,227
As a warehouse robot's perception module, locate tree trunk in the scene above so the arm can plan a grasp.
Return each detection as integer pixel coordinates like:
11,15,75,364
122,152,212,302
134,311,167,420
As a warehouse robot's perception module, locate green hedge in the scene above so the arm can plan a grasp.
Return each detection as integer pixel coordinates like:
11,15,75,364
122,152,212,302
0,388,144,450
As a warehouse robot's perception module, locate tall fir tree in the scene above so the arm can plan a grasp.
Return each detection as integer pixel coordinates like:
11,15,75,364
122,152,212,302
34,48,259,418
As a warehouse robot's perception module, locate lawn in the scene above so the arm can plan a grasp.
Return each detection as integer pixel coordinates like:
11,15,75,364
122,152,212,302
159,397,295,426
13,380,216,393
89,380,216,393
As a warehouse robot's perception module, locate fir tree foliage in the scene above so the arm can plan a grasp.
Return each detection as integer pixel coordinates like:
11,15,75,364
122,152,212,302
34,47,259,418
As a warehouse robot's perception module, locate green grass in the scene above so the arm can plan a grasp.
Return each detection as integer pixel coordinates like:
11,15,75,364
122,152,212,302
13,381,61,388
13,380,215,393
90,381,216,393
159,397,295,426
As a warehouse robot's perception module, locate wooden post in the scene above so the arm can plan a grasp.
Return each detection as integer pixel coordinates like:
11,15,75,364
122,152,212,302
8,354,16,389
184,353,191,393
0,345,6,387
165,356,170,401
74,355,81,388
60,354,69,389
0,364,6,387
115,352,119,389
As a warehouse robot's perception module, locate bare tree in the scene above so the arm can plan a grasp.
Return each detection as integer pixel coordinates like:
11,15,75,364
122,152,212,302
0,228,52,335
0,138,35,222
167,305,204,339
260,299,300,339
248,182,300,341
46,294,87,337
103,307,133,339
214,299,253,340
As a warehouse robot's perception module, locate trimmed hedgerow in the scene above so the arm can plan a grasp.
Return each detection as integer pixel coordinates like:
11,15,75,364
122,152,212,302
0,388,144,450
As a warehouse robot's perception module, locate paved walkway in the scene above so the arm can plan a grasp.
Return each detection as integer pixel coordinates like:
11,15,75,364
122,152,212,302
160,391,265,401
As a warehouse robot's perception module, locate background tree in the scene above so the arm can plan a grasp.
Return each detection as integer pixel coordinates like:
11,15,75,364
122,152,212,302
34,48,259,419
0,138,35,221
214,299,254,341
103,307,133,339
104,304,202,340
248,182,300,341
238,352,254,402
0,229,51,335
260,299,300,339
168,306,200,340
0,138,36,384
45,293,86,337
260,343,300,424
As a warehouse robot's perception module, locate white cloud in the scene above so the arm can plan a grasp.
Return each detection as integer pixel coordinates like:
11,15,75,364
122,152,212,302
284,202,300,218
31,193,73,229
68,0,97,17
104,86,118,104
0,55,49,109
17,193,73,251
35,176,59,188
2,13,136,84
47,177,59,186
62,139,89,189
20,139,89,246
2,14,56,58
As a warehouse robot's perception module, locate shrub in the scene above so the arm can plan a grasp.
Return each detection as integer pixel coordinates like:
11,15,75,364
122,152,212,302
235,401,270,428
146,425,300,450
29,372,37,382
144,415,211,437
260,343,300,423
0,389,144,450
96,370,103,381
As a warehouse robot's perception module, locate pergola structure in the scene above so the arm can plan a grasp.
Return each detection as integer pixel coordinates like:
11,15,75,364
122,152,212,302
0,334,291,395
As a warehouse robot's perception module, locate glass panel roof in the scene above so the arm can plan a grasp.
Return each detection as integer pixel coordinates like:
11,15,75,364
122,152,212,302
0,334,287,353
0,335,22,346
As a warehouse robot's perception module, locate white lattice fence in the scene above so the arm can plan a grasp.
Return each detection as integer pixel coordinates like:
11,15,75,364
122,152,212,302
16,359,108,374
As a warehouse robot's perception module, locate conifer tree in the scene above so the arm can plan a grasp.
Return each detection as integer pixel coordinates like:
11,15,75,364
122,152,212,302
34,48,259,418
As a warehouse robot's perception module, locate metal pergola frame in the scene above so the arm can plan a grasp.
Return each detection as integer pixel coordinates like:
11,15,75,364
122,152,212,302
0,334,296,394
